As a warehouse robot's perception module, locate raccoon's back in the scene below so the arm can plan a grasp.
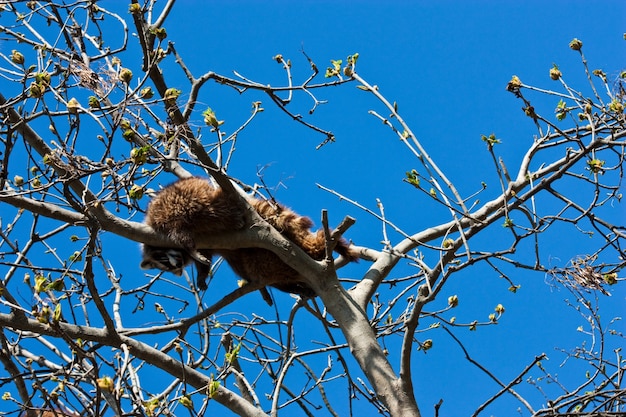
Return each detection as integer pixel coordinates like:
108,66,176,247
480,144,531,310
251,198,359,262
145,177,246,238
250,199,315,243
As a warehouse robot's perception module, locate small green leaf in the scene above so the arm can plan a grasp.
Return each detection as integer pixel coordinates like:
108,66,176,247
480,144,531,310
480,133,501,147
207,380,221,398
405,169,420,187
53,303,62,322
508,285,521,293
179,394,193,409
69,251,82,262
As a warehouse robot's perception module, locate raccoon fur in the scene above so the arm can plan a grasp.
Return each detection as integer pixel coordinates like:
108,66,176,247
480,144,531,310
140,177,358,297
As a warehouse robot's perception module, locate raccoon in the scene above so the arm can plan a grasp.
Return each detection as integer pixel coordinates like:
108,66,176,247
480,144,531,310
140,177,358,297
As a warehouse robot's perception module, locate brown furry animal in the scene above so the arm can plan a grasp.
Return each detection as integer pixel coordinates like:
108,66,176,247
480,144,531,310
140,177,358,296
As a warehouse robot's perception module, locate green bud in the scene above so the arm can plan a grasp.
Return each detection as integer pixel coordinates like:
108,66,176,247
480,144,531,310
69,251,82,262
179,394,193,409
66,98,80,114
34,274,48,293
129,184,144,200
130,147,148,165
448,295,459,308
35,72,51,85
586,159,605,174
10,50,24,65
52,304,63,322
203,107,223,128
609,99,624,114
29,82,45,98
119,68,133,84
122,129,134,140
569,38,583,51
96,376,114,393
603,273,617,285
207,380,220,398
164,88,181,103
405,169,420,187
88,96,100,108
549,65,561,80
140,87,154,99
153,27,167,40
506,75,522,92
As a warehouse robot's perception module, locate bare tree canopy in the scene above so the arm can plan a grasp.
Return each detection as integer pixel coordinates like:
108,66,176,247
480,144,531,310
0,2,624,417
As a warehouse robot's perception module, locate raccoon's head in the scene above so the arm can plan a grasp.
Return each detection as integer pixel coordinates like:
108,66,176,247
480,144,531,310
140,245,190,276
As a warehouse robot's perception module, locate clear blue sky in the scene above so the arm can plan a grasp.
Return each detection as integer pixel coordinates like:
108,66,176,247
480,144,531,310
121,1,625,415
3,1,624,415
